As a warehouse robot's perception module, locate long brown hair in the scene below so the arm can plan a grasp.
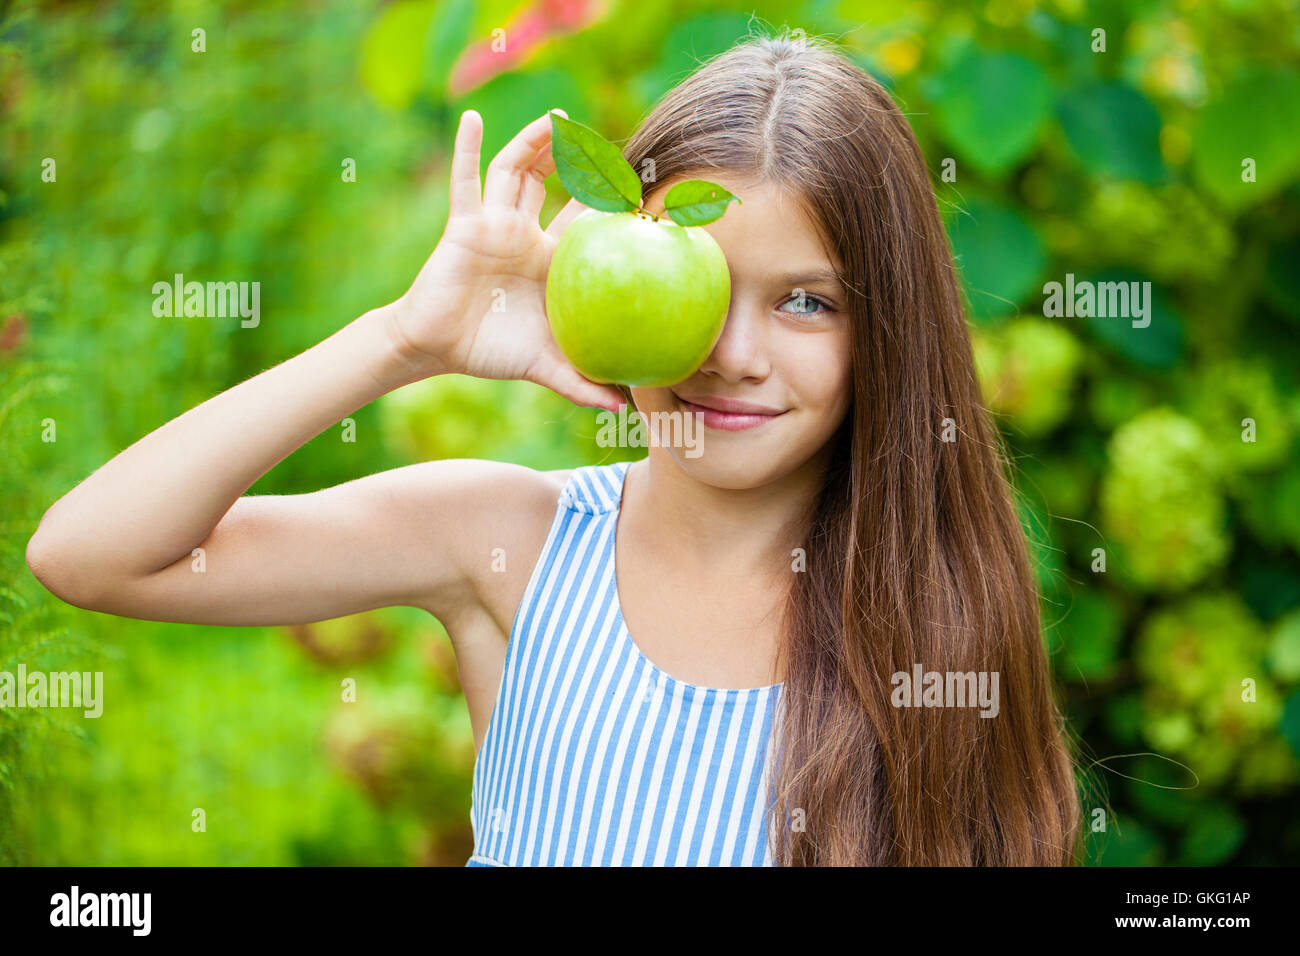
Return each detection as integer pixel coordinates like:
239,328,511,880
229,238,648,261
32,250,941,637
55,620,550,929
621,31,1081,865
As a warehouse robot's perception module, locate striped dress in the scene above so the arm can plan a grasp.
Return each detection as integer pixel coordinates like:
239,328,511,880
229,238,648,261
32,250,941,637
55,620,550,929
466,460,784,866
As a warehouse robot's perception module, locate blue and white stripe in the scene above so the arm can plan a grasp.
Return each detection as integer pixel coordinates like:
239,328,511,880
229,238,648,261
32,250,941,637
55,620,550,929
466,460,784,866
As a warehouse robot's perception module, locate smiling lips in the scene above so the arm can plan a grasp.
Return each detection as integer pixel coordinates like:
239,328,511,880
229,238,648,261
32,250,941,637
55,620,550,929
673,392,788,431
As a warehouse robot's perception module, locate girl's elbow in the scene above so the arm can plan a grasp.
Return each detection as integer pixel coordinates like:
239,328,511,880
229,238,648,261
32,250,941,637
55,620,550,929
26,527,109,610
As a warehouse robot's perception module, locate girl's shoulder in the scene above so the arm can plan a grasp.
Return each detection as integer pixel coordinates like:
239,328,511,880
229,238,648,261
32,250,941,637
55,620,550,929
432,459,574,634
456,460,632,622
372,457,572,604
407,459,635,662
541,466,576,490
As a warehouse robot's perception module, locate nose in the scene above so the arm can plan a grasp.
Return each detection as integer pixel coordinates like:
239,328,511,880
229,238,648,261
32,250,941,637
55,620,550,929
694,297,772,384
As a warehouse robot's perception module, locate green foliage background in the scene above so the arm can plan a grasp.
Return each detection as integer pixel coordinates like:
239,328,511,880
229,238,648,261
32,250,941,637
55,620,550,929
2,0,1297,865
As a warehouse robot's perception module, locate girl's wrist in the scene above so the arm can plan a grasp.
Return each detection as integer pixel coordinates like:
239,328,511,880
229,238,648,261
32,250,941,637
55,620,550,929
361,299,450,391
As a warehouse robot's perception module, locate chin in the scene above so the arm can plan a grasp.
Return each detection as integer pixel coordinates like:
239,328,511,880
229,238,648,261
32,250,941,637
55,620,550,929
653,445,782,490
647,422,820,491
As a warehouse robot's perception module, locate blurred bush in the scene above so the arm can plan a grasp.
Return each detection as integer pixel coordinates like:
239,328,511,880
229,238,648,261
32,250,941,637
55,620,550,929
2,0,1298,865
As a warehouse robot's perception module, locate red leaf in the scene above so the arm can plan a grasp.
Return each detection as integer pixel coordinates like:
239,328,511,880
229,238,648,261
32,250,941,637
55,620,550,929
447,0,605,96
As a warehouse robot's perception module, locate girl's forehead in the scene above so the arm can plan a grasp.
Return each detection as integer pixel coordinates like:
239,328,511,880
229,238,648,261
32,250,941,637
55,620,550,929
638,174,844,280
645,176,825,238
686,182,843,276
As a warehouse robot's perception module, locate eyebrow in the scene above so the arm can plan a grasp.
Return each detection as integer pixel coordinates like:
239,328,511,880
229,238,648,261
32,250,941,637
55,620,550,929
773,269,846,289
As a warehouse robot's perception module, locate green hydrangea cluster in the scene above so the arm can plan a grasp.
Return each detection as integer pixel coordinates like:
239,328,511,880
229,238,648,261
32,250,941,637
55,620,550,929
1268,609,1300,683
1099,408,1229,590
1083,182,1236,283
378,374,600,468
1181,359,1293,481
1135,594,1296,792
973,317,1083,437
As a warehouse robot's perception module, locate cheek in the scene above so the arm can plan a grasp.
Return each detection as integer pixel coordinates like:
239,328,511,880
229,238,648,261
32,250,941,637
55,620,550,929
780,331,852,413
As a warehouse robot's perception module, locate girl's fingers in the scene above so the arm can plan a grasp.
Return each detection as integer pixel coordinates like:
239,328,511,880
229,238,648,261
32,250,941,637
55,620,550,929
517,144,552,220
528,135,558,183
483,110,563,209
448,110,484,219
529,351,625,412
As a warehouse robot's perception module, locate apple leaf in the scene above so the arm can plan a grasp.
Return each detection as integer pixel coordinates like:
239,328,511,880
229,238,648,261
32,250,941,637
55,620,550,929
549,111,642,213
661,180,740,226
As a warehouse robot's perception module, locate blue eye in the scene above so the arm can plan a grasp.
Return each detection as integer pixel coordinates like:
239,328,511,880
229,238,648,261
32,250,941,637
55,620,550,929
778,292,831,316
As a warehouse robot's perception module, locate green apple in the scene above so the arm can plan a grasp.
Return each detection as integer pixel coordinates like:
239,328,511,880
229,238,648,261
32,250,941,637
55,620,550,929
545,208,731,387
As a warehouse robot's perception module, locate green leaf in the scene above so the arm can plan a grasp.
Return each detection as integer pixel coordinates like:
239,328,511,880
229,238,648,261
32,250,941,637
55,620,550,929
1191,68,1300,211
1058,82,1167,183
1178,804,1246,865
1103,692,1145,746
422,0,474,101
359,0,439,111
1263,238,1300,322
662,180,740,226
635,11,758,104
1053,588,1123,681
549,112,641,213
945,197,1047,322
456,68,586,163
1238,549,1300,621
1079,270,1184,368
1016,493,1066,598
929,50,1054,178
1087,816,1164,867
1125,758,1199,825
1282,690,1300,760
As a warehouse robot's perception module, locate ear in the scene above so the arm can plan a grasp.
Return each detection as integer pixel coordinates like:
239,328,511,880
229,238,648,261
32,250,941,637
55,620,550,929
544,197,592,240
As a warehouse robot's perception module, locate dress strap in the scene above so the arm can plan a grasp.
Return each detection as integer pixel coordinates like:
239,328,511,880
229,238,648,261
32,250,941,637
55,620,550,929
558,460,634,515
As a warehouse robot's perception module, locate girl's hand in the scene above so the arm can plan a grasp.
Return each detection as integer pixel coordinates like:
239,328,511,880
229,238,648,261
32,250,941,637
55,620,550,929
389,108,626,412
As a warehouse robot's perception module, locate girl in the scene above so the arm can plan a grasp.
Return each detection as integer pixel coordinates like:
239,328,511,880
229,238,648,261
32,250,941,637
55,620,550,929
27,33,1081,866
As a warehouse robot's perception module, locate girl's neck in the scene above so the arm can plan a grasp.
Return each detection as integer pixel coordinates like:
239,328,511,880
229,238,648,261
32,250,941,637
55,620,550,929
620,446,830,582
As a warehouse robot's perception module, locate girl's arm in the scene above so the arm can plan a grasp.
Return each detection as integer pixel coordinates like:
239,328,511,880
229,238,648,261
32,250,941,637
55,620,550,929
26,305,528,626
25,108,622,626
